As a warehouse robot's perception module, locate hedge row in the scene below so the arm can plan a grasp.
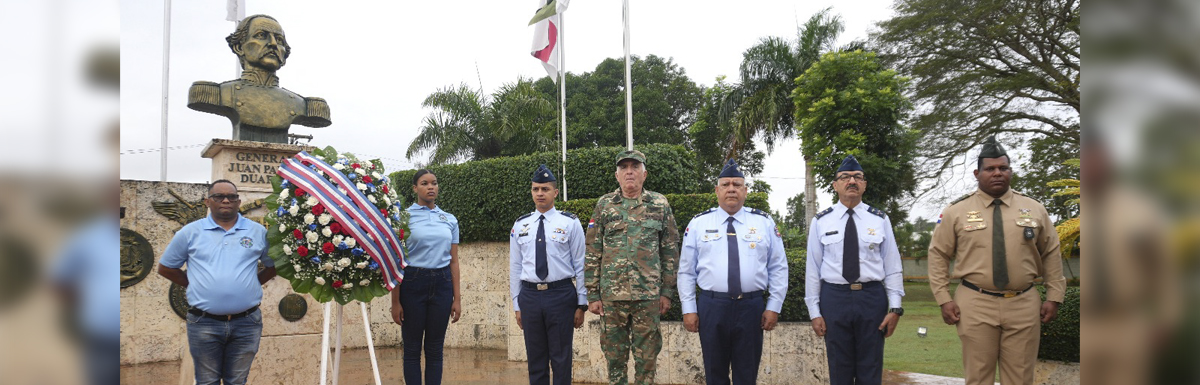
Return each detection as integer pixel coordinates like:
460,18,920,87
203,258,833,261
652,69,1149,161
1038,285,1080,363
389,144,706,243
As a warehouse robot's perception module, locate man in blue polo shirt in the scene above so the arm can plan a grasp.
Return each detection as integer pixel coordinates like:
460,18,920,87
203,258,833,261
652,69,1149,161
158,179,276,385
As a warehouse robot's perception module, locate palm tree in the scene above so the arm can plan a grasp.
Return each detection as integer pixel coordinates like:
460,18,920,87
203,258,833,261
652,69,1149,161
406,78,556,166
723,8,846,227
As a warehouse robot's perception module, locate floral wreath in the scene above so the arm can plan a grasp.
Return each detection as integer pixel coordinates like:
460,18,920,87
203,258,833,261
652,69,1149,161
265,146,409,304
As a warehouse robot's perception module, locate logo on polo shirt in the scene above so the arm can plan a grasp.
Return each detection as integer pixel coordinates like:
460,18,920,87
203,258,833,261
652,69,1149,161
240,236,254,248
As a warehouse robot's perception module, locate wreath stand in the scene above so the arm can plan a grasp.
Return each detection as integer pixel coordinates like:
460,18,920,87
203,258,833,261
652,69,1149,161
318,302,382,385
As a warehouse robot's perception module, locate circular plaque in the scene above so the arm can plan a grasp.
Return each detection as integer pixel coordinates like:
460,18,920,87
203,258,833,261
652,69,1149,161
169,283,189,320
120,228,155,288
278,293,307,322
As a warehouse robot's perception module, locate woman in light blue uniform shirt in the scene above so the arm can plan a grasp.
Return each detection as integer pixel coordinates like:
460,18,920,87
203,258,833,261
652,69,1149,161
391,169,462,385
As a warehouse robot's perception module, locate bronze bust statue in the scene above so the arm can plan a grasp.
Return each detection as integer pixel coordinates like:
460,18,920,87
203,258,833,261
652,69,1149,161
188,15,330,143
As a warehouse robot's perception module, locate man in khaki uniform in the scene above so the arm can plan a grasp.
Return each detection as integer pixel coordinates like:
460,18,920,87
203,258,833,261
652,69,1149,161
927,136,1065,385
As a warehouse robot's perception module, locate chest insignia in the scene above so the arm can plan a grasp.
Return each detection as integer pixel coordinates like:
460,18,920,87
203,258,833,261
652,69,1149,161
867,228,876,236
966,211,984,222
1019,208,1032,218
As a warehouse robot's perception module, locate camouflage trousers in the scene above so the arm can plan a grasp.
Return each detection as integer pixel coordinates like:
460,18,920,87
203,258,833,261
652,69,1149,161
600,300,661,385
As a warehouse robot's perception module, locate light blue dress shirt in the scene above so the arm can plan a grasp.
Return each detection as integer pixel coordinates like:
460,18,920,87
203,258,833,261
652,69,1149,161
679,206,789,314
508,207,587,311
405,203,460,269
160,214,273,315
804,202,905,319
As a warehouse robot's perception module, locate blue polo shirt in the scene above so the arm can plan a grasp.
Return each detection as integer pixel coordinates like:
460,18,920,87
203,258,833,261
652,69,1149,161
405,204,459,269
160,214,272,314
52,216,119,339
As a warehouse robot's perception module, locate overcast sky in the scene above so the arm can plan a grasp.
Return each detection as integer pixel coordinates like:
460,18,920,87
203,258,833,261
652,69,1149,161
118,0,963,219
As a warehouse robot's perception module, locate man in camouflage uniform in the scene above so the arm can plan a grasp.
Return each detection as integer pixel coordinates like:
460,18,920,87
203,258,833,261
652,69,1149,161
585,150,680,385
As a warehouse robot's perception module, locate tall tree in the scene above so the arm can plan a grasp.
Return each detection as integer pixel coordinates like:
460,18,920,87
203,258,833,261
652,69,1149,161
872,0,1080,194
406,78,556,166
687,76,765,184
793,50,918,225
726,8,847,229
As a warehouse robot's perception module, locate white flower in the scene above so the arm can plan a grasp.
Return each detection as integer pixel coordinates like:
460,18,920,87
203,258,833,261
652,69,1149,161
276,196,286,205
357,182,367,191
368,195,377,204
338,258,351,267
333,163,346,171
346,238,357,248
306,231,319,243
333,235,345,244
342,283,353,289
360,279,370,286
304,213,316,225
318,213,332,225
335,265,344,272
281,189,290,198
283,244,293,255
356,261,368,269
314,277,326,285
288,205,299,216
278,223,287,233
338,153,350,160
305,196,318,207
321,227,333,237
293,264,301,272
322,262,334,271
354,168,365,175
384,195,392,205
372,171,382,179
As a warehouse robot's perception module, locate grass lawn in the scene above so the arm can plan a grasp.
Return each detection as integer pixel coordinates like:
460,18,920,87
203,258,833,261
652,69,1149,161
882,281,964,378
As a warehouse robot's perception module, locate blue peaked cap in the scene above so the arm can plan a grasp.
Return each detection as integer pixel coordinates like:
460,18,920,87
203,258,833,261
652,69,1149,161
718,159,744,179
837,155,863,174
532,164,556,183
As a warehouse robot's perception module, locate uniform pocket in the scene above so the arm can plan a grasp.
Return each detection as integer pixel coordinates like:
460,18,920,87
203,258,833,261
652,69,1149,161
821,233,843,246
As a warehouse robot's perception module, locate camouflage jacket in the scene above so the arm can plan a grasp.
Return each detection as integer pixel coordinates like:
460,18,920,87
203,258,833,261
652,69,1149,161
585,188,680,302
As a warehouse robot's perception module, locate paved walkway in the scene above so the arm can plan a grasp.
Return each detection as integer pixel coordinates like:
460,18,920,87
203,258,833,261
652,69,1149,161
121,347,976,384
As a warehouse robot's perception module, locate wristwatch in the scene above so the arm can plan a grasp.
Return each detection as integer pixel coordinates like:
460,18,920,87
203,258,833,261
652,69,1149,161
888,307,904,316
578,305,589,311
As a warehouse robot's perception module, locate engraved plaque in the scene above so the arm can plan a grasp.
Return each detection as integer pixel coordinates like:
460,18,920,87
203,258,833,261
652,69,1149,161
169,283,189,320
120,228,154,288
278,293,307,322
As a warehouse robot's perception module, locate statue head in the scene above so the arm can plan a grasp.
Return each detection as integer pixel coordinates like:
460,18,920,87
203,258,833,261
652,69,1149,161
226,15,291,72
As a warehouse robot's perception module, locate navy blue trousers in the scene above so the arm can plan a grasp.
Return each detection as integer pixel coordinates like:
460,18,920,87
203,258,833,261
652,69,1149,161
519,283,577,385
819,281,887,385
698,291,765,385
400,266,454,385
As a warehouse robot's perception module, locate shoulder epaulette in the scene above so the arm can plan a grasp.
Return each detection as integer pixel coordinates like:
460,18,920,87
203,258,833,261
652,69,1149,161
692,207,717,220
517,212,533,221
560,211,578,219
815,207,834,218
748,208,770,217
866,206,886,218
950,193,973,205
1012,190,1026,196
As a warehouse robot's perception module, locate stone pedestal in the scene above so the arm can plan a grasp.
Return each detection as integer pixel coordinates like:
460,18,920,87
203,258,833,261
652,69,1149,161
200,139,315,193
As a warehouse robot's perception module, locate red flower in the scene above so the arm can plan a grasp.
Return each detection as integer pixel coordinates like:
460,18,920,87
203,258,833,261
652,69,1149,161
351,163,361,169
312,204,325,216
333,280,343,288
295,188,306,197
362,175,373,183
322,242,335,254
399,229,405,239
293,229,304,239
330,223,343,234
302,160,312,166
382,185,389,194
381,209,388,217
297,246,309,256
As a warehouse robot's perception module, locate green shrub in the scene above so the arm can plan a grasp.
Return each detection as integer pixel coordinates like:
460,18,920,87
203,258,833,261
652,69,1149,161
779,248,810,322
557,192,770,228
390,144,706,243
1038,285,1080,363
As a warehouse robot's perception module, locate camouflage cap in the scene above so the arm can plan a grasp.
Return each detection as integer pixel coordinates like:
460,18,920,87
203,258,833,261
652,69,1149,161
615,150,647,166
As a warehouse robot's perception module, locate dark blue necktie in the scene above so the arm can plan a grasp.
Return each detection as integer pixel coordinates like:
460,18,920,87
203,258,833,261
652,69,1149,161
536,215,548,280
726,217,742,296
843,209,860,283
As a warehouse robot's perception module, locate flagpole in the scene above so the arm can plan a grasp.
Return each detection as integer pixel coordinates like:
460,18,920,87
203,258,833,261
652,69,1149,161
622,0,634,150
559,11,568,201
159,0,172,182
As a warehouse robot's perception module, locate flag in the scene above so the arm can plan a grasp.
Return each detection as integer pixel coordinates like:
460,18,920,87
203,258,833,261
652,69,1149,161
530,0,569,82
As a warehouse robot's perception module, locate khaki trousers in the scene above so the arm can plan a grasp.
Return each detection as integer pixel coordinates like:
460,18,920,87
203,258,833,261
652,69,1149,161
955,286,1041,385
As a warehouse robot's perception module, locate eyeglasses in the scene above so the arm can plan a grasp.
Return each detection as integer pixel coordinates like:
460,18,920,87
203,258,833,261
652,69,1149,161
836,174,866,182
209,194,241,202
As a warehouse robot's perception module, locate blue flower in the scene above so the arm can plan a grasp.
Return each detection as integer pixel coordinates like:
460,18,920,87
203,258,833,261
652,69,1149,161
338,158,350,165
347,173,357,180
281,180,290,188
291,198,298,206
366,184,376,193
308,224,318,231
367,261,379,270
337,242,349,250
276,207,288,216
352,248,364,257
310,257,321,264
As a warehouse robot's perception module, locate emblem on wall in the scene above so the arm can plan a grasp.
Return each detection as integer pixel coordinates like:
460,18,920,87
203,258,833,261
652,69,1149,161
279,293,308,322
169,283,189,320
120,228,154,288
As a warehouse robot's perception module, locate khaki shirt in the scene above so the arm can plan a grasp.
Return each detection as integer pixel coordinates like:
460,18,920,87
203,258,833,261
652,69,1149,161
928,188,1065,305
584,188,680,302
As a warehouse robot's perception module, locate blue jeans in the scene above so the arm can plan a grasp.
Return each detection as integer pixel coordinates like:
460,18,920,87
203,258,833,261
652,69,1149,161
185,308,264,385
400,266,454,385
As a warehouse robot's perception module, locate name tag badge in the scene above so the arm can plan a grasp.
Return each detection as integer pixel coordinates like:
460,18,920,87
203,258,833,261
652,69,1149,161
1024,227,1035,240
825,230,839,236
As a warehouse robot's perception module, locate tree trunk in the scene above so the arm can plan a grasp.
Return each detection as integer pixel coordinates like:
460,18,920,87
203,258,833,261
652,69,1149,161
803,161,817,229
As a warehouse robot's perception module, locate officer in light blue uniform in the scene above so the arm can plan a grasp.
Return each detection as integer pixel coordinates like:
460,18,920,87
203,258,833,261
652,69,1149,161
679,159,788,385
805,155,905,385
509,164,587,385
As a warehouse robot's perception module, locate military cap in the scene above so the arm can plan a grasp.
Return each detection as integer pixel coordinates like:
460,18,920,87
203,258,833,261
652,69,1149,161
978,135,1007,159
615,150,647,166
836,154,863,174
532,164,556,183
718,159,745,178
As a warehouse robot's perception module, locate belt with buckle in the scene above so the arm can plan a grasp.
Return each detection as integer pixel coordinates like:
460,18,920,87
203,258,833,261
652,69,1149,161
188,305,258,321
700,289,765,300
961,280,1033,298
522,278,573,291
823,280,882,291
